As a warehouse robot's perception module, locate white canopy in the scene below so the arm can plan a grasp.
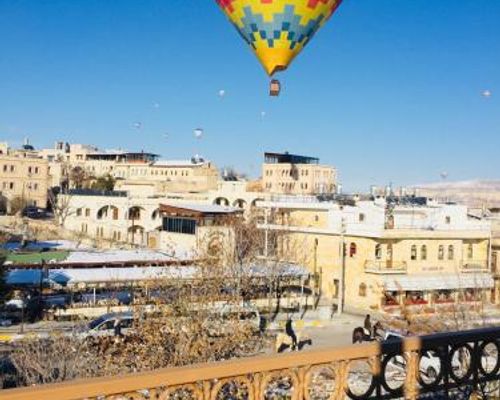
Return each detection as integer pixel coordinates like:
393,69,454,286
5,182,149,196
383,273,494,291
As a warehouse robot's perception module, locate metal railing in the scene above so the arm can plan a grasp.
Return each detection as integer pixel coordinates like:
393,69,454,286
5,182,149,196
5,327,500,399
364,260,408,274
67,189,128,197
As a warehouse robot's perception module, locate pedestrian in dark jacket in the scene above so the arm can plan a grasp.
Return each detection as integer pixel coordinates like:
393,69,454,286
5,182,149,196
364,314,372,335
285,316,297,350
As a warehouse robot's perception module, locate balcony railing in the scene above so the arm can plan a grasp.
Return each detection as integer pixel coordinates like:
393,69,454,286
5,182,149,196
3,327,500,400
365,260,407,274
461,259,489,272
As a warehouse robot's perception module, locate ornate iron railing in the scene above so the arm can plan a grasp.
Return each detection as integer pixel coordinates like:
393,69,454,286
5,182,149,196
2,327,500,399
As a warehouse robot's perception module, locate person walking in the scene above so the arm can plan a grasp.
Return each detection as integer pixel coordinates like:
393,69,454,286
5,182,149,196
285,316,298,350
364,314,372,336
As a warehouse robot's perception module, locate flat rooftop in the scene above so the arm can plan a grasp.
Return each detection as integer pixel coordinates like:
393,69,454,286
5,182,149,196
264,152,319,165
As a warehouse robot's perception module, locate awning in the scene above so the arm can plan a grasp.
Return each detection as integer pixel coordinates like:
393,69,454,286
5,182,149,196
383,273,494,291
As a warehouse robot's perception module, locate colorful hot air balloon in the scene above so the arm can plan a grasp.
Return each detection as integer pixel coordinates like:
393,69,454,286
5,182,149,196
216,0,343,95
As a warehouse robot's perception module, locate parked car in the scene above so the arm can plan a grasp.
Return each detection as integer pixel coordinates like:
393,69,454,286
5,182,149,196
22,207,52,219
81,312,135,338
383,331,485,380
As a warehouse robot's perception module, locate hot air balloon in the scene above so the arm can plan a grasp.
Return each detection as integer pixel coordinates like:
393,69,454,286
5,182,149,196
216,0,343,96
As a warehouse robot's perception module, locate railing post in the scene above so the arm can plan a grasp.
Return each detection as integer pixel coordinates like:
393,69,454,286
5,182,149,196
404,351,419,400
334,360,349,399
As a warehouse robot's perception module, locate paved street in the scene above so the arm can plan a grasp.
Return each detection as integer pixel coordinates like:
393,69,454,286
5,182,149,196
302,314,365,349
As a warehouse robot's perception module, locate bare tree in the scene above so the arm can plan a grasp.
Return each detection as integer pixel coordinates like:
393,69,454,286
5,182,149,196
48,190,73,226
69,166,89,189
8,196,26,216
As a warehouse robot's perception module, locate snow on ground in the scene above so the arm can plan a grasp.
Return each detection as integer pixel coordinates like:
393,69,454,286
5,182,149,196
3,240,92,251
62,248,194,264
7,266,199,285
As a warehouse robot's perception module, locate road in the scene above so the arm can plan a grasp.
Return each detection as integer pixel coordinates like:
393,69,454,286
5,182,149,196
301,314,365,349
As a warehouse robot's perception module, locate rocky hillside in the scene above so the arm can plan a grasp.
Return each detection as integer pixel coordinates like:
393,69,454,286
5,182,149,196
413,180,500,208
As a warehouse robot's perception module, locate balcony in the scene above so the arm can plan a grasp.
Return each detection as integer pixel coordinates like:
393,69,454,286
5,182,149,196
3,327,500,400
461,259,489,272
364,260,407,274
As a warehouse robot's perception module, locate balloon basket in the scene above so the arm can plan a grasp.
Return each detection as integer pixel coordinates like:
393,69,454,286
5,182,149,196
269,79,281,96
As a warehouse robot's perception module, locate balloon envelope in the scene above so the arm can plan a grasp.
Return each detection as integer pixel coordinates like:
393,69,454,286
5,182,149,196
216,0,343,76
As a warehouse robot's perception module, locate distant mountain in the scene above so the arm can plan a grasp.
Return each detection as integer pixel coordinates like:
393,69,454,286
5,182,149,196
413,180,500,208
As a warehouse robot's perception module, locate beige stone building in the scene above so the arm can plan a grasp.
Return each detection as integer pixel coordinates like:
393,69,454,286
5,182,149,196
257,196,493,315
60,191,241,256
262,152,336,195
114,157,219,194
0,148,49,212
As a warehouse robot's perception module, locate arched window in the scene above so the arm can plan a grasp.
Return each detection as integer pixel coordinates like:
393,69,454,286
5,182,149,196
359,283,367,297
448,245,454,260
375,244,382,260
349,242,357,258
421,245,427,261
467,243,474,260
411,245,417,261
438,245,444,260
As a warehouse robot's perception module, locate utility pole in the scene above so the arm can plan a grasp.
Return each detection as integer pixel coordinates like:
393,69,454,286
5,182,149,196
337,216,346,315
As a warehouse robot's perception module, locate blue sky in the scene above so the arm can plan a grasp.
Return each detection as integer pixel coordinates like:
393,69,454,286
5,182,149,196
0,0,499,191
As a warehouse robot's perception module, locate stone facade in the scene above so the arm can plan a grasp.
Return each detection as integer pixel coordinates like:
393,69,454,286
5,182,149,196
0,151,49,212
257,197,493,314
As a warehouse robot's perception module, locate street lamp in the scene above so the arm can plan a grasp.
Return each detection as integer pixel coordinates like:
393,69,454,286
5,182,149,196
337,216,346,315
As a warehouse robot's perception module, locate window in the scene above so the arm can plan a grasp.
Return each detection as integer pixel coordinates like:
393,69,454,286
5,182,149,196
421,245,427,261
467,243,473,259
349,242,357,257
445,216,451,224
162,217,196,235
448,245,454,260
359,283,367,297
85,208,90,217
375,244,382,260
10,165,14,172
314,215,319,222
9,182,14,190
438,245,444,260
359,213,365,222
76,208,82,217
411,245,417,260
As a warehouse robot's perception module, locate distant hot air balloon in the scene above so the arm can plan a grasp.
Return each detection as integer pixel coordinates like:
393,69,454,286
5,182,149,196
482,89,492,98
194,128,204,139
216,0,343,96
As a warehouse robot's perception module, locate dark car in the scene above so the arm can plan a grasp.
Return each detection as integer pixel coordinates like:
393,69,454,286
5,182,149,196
22,207,50,219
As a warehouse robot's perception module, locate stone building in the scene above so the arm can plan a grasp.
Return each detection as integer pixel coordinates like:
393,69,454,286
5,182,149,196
262,152,336,195
257,195,493,314
0,143,49,212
